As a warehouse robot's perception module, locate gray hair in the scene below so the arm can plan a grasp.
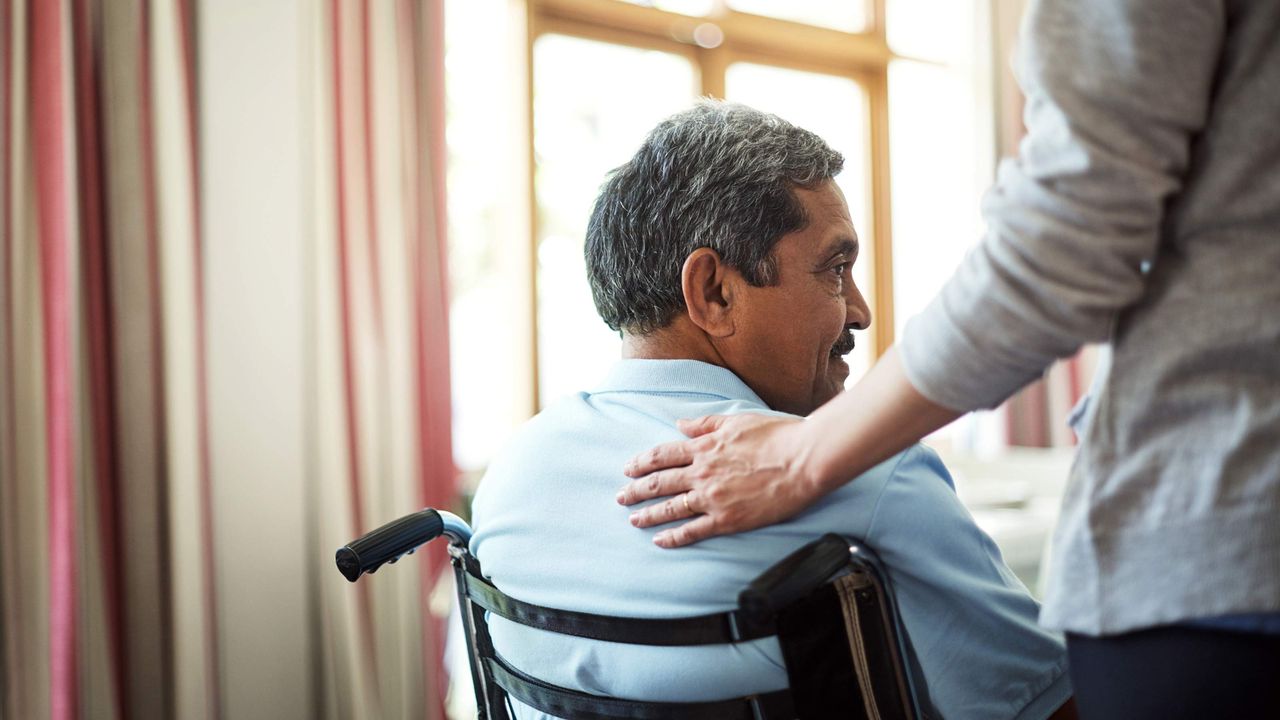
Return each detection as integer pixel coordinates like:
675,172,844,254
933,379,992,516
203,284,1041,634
585,99,844,334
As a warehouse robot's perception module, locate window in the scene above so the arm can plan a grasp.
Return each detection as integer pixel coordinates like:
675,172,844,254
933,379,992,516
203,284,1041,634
448,0,994,469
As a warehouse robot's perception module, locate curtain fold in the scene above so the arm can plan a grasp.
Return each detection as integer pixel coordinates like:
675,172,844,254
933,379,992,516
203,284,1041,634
0,1,455,718
310,0,453,717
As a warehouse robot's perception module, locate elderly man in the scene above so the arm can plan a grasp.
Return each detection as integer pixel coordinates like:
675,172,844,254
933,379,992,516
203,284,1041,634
470,101,1074,720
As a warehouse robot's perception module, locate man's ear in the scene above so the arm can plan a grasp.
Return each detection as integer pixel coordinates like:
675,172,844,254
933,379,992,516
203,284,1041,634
681,248,736,338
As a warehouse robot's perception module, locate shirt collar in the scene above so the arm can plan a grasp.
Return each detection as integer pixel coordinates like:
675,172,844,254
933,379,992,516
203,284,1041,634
593,359,769,407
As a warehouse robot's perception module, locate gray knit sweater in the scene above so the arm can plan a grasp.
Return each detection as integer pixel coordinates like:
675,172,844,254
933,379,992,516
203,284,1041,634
899,0,1280,635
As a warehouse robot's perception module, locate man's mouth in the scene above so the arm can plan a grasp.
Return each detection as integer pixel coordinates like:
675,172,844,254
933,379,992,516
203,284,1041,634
829,328,856,358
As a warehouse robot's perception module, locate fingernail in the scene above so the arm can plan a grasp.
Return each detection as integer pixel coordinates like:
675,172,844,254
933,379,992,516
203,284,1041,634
654,533,670,546
629,513,640,526
616,492,626,504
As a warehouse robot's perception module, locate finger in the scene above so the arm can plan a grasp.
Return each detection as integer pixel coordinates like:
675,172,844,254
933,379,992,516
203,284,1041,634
676,414,728,438
653,514,721,548
627,492,696,529
616,467,691,506
623,440,695,479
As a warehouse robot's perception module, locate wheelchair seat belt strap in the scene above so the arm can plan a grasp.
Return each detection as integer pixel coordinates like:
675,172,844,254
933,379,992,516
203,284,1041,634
464,571,776,646
486,655,796,720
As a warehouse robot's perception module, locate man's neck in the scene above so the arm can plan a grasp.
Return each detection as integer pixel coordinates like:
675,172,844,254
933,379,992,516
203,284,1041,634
620,319,727,368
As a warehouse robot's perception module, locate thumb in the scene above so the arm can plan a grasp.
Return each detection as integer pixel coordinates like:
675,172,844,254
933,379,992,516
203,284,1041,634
676,414,728,438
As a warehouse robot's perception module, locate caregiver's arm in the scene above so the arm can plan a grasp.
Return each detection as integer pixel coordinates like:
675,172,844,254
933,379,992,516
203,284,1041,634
618,348,959,548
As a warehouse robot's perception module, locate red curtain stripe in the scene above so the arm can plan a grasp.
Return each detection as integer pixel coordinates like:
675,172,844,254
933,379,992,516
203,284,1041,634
1,0,20,712
415,2,453,713
330,0,386,712
360,0,385,340
30,0,80,717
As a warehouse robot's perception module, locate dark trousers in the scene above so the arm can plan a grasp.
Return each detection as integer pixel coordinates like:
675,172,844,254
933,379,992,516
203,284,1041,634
1066,625,1280,720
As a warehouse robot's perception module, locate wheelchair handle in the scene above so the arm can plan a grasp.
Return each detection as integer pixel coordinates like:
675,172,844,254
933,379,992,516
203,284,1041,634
335,508,470,582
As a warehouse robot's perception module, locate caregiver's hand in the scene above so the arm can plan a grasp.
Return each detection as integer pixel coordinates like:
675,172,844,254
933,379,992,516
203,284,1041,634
616,413,826,548
616,347,962,548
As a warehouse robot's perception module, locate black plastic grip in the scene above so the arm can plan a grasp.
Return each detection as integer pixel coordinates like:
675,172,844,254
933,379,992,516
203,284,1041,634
738,533,851,622
335,509,444,582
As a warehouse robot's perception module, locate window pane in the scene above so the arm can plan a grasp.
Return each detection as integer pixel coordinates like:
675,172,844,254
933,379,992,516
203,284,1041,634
725,63,873,384
534,35,697,406
890,59,995,451
729,0,868,33
447,0,528,471
888,59,987,343
886,0,975,64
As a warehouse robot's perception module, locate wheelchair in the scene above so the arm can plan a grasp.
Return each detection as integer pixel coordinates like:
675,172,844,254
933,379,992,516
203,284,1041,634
337,509,930,719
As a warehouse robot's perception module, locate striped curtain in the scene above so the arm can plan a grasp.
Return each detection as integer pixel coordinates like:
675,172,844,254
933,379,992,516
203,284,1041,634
0,0,454,718
312,0,455,718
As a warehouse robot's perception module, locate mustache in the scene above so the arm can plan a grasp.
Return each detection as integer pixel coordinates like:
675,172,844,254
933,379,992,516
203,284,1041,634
831,328,856,357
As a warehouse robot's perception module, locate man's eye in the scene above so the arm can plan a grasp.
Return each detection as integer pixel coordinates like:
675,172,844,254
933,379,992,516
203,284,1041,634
829,263,848,277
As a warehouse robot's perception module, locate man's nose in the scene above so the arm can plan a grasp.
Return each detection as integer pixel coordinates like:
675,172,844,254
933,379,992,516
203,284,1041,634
846,282,872,330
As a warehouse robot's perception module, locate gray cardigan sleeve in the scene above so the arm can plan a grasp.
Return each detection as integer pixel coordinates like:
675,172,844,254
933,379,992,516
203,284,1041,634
898,0,1225,411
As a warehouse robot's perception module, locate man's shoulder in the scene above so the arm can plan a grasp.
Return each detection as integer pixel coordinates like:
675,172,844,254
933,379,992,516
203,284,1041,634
889,444,955,490
827,443,954,502
876,444,965,517
476,385,793,514
805,444,962,544
489,392,615,460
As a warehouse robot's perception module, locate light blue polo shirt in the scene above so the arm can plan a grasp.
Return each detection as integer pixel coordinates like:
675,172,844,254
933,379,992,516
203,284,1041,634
470,360,1071,720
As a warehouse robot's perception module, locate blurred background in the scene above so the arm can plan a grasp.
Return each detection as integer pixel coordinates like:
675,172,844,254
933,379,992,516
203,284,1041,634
1,0,1095,718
